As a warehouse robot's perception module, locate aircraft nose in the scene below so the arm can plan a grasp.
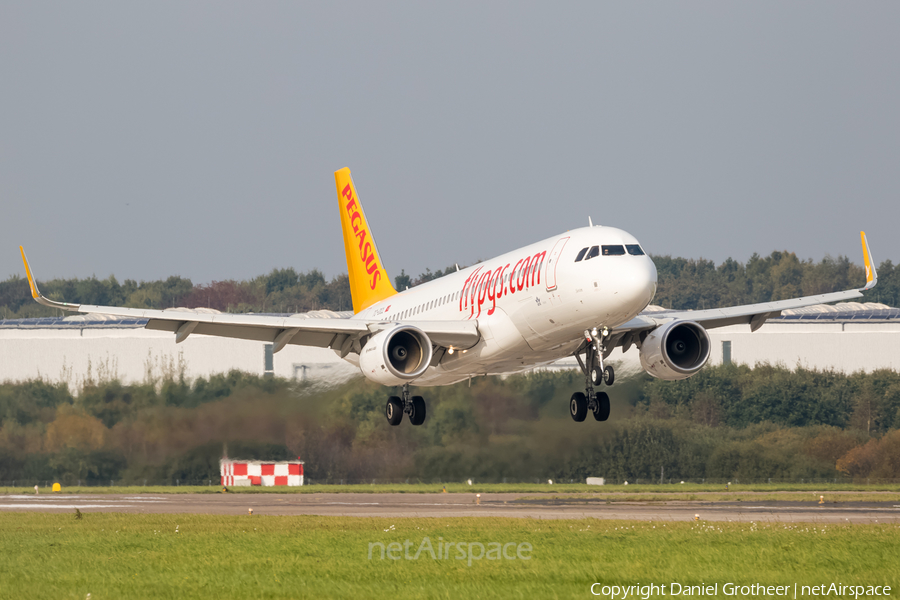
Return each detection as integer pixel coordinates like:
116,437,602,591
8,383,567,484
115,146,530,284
621,255,657,308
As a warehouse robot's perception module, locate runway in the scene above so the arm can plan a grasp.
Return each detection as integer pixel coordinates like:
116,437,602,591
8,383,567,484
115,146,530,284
2,492,899,523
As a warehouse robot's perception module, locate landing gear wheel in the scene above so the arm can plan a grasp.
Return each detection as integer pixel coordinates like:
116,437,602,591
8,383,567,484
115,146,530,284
592,391,610,421
591,367,603,386
602,365,615,386
385,396,403,426
409,396,427,426
570,392,587,422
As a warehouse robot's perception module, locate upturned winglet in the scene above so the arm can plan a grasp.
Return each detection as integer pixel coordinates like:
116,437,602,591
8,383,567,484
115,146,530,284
19,246,81,311
860,231,877,291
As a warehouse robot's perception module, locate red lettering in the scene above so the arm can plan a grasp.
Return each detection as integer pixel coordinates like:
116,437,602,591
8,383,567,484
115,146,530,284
350,212,362,233
530,251,546,287
510,259,523,294
475,271,489,318
458,249,547,316
459,271,474,311
460,267,482,315
342,184,353,201
365,257,378,275
487,266,502,316
468,268,484,318
517,256,533,292
497,264,510,299
370,269,380,290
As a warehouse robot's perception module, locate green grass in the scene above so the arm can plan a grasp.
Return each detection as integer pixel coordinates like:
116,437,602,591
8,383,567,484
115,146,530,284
1,513,897,599
520,492,900,503
5,481,900,497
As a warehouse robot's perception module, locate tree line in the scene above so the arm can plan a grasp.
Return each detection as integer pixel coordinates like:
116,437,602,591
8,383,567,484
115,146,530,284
1,365,899,486
1,250,897,320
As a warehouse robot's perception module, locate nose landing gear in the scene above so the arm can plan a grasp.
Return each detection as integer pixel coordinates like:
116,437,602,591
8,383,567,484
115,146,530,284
572,328,614,423
385,384,427,426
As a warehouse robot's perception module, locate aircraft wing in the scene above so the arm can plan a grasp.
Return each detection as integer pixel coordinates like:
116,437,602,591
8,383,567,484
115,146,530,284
18,249,481,353
610,231,878,342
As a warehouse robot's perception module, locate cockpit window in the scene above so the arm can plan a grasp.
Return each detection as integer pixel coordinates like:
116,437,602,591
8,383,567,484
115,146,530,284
574,247,588,262
601,245,626,256
584,246,600,260
626,244,644,256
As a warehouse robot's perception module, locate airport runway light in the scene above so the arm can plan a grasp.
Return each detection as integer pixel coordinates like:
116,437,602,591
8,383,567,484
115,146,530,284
819,495,825,504
476,494,481,505
248,508,253,516
694,514,700,521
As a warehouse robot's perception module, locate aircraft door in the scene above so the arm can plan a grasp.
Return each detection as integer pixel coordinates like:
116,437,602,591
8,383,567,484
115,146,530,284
544,236,569,291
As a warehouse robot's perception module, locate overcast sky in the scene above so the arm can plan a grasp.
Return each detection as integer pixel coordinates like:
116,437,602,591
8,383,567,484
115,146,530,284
2,2,898,285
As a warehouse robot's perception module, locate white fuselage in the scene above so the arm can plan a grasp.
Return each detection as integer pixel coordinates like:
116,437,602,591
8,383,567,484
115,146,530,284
348,226,658,385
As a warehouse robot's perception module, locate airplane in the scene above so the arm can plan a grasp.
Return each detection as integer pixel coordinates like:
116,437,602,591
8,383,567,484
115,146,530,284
20,168,878,426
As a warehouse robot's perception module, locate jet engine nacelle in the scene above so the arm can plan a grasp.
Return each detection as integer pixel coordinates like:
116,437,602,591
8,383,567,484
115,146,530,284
639,320,711,381
358,325,433,386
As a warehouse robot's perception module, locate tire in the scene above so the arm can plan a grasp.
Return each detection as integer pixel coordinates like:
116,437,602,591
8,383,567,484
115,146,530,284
385,396,403,426
603,365,615,386
570,392,587,422
409,396,427,426
591,367,603,386
593,391,610,422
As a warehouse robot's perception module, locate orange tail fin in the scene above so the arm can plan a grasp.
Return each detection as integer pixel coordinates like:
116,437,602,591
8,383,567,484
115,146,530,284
335,168,398,313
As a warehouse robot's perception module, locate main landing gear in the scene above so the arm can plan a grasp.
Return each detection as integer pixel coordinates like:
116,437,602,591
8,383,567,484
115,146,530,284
385,384,426,426
571,328,614,423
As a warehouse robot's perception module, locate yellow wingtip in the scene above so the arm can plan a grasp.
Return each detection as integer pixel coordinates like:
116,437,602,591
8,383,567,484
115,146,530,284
860,231,877,289
19,246,39,299
861,231,871,282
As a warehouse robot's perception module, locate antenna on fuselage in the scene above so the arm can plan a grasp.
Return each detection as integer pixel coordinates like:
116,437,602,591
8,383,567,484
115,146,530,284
588,216,594,227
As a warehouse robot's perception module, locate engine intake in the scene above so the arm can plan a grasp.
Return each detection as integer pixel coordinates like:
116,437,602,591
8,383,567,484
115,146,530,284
358,325,433,386
639,320,711,381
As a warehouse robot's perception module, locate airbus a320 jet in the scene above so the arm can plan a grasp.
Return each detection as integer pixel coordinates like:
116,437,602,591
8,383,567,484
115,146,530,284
21,168,878,426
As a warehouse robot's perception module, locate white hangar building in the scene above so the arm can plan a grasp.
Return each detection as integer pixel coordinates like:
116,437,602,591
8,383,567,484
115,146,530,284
703,302,900,372
0,303,897,389
0,309,359,389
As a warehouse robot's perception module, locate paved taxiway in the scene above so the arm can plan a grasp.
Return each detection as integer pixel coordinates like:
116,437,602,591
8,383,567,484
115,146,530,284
1,493,898,523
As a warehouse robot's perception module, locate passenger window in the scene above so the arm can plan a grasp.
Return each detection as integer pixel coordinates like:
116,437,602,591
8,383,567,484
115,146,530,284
584,246,600,260
626,244,644,256
575,247,589,262
602,245,626,256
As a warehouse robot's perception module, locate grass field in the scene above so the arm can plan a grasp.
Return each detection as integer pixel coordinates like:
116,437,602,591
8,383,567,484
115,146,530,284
2,513,897,599
5,482,900,503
